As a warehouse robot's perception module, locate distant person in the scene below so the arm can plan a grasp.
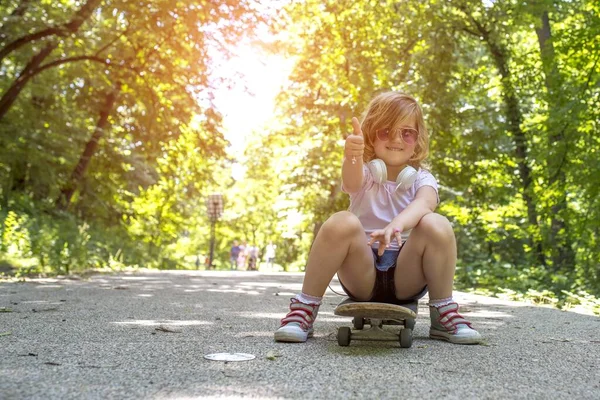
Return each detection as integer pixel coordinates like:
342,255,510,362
247,245,259,271
274,92,482,344
229,241,240,270
236,241,247,270
265,241,277,269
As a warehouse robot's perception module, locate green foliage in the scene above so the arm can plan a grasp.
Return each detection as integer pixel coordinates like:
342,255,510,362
0,0,266,272
0,203,130,276
0,0,599,314
267,0,600,309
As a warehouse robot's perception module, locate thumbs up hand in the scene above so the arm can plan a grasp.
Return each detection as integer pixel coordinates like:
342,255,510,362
345,117,364,164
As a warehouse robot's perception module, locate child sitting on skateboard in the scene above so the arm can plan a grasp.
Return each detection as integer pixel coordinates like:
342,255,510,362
274,91,482,345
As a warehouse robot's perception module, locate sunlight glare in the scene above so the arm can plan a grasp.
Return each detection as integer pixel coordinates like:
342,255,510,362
212,41,294,180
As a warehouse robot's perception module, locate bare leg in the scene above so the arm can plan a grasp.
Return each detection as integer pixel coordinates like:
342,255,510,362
302,211,375,300
393,213,457,300
394,214,482,344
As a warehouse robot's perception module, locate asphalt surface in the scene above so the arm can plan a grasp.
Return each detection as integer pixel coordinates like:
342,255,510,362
1,270,599,400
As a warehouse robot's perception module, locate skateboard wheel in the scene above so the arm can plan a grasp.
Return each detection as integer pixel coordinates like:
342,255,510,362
352,317,364,330
400,328,413,348
337,327,351,346
405,318,416,330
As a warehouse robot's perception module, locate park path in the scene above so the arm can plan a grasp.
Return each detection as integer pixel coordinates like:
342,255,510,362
1,270,599,399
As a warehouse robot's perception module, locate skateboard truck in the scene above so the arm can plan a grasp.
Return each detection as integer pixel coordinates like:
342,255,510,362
334,298,417,348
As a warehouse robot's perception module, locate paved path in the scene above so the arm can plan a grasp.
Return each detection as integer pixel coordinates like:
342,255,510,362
1,270,599,399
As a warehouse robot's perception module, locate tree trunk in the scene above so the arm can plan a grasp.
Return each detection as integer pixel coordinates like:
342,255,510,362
58,86,119,209
478,31,546,267
0,43,56,120
535,10,575,273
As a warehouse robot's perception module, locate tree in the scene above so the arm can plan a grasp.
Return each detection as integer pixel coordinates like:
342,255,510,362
267,0,600,296
0,0,268,272
0,0,103,120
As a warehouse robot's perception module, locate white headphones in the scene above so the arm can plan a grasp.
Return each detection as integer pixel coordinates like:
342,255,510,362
367,159,418,192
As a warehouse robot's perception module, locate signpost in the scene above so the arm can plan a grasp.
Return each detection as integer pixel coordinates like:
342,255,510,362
206,194,223,269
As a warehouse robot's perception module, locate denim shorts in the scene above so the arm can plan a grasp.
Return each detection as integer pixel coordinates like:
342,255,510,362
339,246,428,305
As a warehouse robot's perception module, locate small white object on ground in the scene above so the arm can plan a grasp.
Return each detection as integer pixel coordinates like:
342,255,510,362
204,353,255,362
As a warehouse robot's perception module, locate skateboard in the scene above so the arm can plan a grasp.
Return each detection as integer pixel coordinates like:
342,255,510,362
333,298,417,348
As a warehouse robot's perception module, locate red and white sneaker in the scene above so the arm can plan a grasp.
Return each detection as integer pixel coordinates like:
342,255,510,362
429,302,482,344
274,299,320,343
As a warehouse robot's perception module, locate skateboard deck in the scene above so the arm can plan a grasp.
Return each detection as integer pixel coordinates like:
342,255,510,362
333,298,418,348
334,299,417,320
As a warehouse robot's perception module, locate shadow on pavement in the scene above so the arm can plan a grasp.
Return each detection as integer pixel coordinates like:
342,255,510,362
1,270,599,399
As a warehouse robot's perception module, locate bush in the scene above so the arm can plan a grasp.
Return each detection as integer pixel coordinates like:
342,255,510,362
0,204,136,276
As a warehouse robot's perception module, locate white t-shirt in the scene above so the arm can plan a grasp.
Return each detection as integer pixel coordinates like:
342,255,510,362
343,165,439,250
265,244,276,258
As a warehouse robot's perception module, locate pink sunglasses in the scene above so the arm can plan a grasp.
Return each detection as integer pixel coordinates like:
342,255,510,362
375,127,419,145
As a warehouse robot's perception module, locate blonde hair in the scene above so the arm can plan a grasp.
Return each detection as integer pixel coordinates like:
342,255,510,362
361,92,429,168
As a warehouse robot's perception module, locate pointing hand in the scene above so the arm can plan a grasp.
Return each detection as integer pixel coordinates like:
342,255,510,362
368,226,402,256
